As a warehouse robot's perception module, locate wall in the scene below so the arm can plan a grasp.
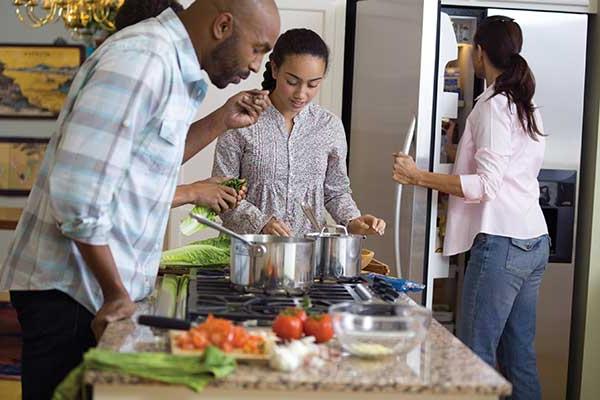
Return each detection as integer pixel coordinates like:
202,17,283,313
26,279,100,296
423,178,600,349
569,12,600,400
0,1,76,260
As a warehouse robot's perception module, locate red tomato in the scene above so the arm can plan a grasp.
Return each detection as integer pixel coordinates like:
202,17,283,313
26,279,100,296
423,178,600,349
304,313,334,343
272,313,303,341
284,307,307,324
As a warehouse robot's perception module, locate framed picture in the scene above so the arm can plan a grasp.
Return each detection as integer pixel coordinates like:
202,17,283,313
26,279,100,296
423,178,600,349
0,44,84,119
0,137,49,196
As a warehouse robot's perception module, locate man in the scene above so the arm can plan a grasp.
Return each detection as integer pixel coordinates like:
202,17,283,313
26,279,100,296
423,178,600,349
0,1,280,399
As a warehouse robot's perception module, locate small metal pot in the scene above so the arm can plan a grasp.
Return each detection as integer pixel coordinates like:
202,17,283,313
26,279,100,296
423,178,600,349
306,225,364,280
190,214,315,294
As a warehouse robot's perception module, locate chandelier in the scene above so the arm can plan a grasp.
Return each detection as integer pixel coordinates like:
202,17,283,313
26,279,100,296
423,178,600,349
12,0,124,38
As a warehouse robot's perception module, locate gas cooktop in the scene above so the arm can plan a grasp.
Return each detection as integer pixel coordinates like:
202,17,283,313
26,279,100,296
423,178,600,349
186,268,399,324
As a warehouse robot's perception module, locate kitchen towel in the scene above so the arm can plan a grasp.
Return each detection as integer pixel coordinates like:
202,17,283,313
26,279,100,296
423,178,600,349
52,345,236,400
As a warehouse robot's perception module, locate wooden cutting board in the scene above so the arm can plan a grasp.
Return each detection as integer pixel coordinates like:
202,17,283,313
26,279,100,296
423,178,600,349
169,329,275,363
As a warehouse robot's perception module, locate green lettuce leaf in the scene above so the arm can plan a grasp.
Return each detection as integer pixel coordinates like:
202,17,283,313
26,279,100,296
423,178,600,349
179,178,247,236
160,236,231,267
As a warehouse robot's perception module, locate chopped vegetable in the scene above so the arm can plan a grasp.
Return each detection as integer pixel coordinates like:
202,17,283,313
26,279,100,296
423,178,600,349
269,337,319,372
347,343,394,357
180,178,247,236
176,314,266,355
160,235,231,267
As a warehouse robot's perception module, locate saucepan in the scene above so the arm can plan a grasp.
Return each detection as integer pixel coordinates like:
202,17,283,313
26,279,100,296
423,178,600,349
190,214,316,294
306,225,364,280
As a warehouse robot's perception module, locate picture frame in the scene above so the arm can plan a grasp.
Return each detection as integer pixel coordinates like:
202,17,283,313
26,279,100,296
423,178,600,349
0,137,50,196
0,44,84,119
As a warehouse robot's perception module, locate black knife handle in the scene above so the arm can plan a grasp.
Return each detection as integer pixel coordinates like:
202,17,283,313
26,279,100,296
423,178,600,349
137,315,191,331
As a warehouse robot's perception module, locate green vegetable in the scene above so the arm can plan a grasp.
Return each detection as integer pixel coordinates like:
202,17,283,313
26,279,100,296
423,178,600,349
160,235,231,267
53,346,236,400
176,275,190,320
156,274,179,317
179,178,247,236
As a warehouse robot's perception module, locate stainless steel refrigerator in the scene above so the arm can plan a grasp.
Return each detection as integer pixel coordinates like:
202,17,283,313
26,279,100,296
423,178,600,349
343,1,588,398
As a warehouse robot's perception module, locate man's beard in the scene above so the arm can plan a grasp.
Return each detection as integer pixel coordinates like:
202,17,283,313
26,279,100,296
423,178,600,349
208,32,249,89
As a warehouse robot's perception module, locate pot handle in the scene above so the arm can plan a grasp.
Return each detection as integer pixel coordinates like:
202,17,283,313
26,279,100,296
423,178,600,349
189,213,266,257
320,224,349,235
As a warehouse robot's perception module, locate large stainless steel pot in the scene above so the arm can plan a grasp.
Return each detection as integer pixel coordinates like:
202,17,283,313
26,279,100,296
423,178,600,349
306,225,364,280
190,214,315,294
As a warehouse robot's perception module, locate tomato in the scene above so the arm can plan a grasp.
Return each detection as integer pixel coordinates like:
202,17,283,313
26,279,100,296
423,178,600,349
284,307,307,324
272,313,303,341
304,313,334,343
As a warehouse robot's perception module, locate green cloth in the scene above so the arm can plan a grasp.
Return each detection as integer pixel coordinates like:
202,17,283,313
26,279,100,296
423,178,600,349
53,346,236,400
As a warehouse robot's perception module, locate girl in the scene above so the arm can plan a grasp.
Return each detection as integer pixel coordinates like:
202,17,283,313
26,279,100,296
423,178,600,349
213,28,385,236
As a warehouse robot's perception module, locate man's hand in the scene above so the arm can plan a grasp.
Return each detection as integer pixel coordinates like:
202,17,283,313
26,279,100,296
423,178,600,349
91,295,136,341
219,90,271,130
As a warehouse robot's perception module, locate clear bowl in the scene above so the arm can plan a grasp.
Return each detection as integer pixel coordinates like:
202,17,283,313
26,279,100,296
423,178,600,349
329,302,432,358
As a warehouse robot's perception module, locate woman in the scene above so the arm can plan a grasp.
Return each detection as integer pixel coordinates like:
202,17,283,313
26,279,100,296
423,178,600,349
213,29,385,236
393,17,548,400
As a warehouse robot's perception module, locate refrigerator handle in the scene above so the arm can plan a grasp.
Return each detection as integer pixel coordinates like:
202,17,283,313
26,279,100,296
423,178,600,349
394,115,416,278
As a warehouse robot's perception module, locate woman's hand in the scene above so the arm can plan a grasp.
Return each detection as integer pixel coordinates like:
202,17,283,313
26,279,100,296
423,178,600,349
392,153,422,185
261,217,292,237
348,215,386,236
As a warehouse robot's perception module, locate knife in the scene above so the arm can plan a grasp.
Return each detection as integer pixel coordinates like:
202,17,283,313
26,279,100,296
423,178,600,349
137,315,192,331
137,314,264,330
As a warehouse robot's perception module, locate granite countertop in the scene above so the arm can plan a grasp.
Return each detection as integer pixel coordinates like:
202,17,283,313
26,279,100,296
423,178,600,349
86,291,511,396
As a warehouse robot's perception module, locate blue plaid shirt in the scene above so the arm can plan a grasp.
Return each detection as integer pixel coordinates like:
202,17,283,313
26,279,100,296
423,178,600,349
0,8,207,313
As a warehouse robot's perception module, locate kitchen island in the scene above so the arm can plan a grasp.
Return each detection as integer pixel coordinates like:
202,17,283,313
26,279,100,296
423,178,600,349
86,290,511,400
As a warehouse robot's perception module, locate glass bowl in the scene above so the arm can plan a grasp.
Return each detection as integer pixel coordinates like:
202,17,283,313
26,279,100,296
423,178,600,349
329,302,432,358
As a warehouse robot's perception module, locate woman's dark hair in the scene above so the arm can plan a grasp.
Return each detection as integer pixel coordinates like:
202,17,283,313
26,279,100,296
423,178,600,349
474,16,542,139
262,28,329,92
115,0,183,31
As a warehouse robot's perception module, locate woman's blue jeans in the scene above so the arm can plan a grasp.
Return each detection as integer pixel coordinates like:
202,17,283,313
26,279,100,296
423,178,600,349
458,233,550,400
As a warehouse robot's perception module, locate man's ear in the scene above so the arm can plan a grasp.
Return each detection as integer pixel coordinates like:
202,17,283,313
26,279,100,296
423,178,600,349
212,12,234,40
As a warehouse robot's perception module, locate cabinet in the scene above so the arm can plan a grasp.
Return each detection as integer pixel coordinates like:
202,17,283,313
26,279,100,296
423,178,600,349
441,0,597,13
166,0,347,248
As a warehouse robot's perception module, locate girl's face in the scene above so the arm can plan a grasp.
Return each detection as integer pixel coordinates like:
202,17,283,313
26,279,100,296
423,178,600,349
271,54,326,114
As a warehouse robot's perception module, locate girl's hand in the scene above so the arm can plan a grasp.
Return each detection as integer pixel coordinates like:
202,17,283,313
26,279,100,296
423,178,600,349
348,215,386,236
261,217,292,237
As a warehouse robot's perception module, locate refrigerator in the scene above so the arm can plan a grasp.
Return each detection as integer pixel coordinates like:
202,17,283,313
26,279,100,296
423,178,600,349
343,1,587,399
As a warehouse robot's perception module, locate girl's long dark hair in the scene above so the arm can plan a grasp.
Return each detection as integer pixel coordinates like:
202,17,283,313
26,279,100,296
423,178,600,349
474,16,542,139
115,0,183,31
262,28,329,92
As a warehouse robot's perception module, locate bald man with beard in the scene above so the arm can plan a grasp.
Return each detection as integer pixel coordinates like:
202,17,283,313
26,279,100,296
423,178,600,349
0,2,280,399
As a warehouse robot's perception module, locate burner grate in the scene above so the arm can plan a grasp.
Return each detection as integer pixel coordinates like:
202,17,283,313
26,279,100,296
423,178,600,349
187,269,382,323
